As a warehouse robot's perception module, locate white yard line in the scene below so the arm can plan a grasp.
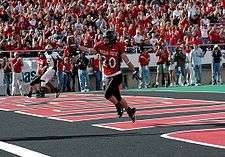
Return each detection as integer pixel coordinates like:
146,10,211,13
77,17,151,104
0,141,50,157
161,128,225,149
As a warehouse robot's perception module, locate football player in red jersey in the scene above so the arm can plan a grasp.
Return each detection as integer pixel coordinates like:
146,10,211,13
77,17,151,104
78,30,139,123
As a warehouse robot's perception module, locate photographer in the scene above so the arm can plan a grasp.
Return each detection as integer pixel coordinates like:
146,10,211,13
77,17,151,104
76,51,90,92
211,44,222,85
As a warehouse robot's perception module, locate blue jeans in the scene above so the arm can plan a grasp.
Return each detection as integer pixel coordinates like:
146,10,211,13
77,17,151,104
94,70,102,91
202,37,209,44
63,72,71,92
194,65,202,84
139,65,150,88
78,69,90,91
4,72,11,95
57,71,64,91
175,66,186,85
212,62,221,83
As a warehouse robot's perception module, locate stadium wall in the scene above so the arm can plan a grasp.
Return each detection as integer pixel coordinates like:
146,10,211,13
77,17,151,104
0,50,224,95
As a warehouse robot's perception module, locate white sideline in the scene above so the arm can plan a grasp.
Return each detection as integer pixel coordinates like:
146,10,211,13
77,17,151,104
0,141,50,157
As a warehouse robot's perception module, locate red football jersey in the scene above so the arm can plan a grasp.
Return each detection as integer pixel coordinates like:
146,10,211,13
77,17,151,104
37,57,47,75
94,41,125,77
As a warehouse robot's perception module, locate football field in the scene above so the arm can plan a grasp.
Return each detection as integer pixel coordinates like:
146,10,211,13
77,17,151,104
0,86,225,157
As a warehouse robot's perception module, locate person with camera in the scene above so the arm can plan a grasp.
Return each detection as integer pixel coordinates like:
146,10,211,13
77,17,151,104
173,46,187,86
211,44,222,85
76,51,90,92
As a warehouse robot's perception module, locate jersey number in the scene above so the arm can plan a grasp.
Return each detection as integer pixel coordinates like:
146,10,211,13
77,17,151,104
102,56,116,68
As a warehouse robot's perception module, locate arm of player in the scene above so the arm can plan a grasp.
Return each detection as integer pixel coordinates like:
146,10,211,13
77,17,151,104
121,53,135,72
78,45,97,55
121,53,140,80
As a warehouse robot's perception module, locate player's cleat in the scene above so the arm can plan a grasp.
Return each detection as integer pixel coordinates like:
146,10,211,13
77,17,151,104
27,92,32,98
55,89,60,98
127,107,136,123
116,105,124,118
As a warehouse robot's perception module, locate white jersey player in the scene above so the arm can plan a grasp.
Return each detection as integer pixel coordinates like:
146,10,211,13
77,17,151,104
40,51,62,98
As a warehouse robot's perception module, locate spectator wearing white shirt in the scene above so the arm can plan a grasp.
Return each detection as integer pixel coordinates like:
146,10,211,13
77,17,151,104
173,6,182,25
190,44,205,86
187,2,197,21
201,15,210,28
95,15,107,31
133,29,144,45
74,18,83,31
200,24,209,44
149,33,159,49
15,1,24,13
185,46,195,86
173,6,182,19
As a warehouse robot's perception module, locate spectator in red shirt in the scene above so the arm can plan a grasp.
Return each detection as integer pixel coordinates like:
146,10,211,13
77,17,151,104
138,49,150,89
11,52,24,96
155,46,170,87
209,26,220,44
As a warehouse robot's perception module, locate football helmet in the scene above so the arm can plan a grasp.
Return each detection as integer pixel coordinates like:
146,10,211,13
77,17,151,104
103,29,117,46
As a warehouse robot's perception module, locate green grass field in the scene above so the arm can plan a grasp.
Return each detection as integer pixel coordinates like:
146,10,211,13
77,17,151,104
128,85,225,93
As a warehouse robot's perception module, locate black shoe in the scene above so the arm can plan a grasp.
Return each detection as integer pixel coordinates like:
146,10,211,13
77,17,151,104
39,92,45,98
127,107,136,123
27,92,32,98
55,89,60,98
116,105,124,118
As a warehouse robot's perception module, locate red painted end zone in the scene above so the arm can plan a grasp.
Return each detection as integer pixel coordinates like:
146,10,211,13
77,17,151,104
93,112,225,131
161,128,225,149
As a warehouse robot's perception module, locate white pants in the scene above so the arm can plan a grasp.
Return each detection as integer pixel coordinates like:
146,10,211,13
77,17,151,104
186,64,195,85
12,72,24,96
41,68,56,87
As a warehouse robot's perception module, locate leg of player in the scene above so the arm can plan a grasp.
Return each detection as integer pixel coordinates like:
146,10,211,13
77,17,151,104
120,98,136,123
27,75,41,98
107,95,124,118
105,74,136,122
39,68,59,98
46,82,60,98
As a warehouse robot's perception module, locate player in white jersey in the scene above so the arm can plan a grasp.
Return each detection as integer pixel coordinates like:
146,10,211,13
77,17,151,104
40,47,62,98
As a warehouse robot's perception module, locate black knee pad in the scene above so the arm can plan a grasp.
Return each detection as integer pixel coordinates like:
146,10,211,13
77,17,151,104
115,94,122,102
104,90,112,100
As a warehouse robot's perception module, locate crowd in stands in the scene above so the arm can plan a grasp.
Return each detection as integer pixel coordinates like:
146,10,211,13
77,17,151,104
0,0,224,54
0,0,225,95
